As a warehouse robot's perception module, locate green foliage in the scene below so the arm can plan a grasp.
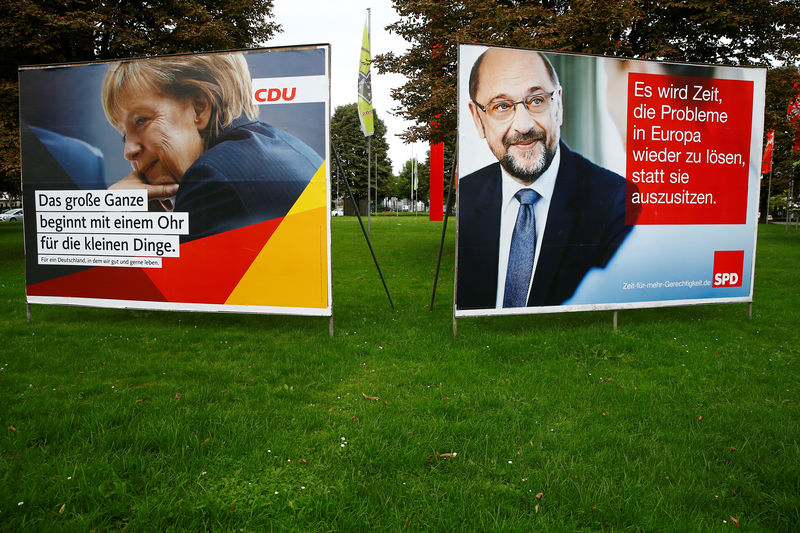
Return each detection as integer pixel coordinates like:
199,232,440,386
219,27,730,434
0,0,280,75
375,0,800,143
0,0,281,199
394,156,429,201
0,81,19,197
1,220,800,530
331,103,393,201
763,67,800,200
393,142,457,206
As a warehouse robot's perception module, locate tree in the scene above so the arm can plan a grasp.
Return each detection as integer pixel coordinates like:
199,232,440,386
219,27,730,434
391,142,460,209
330,103,393,202
0,0,281,197
762,66,800,218
388,159,411,200
764,67,800,178
0,81,18,196
389,142,459,214
394,157,429,201
375,0,800,145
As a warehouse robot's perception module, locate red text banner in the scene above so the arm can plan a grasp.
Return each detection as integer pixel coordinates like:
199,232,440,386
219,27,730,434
626,73,754,224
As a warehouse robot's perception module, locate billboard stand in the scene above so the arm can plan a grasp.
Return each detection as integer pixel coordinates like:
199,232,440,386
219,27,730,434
455,44,764,319
430,149,458,312
20,46,333,319
330,315,334,337
332,143,395,310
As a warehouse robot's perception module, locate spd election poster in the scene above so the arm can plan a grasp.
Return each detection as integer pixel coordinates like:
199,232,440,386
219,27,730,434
455,44,766,317
20,45,331,316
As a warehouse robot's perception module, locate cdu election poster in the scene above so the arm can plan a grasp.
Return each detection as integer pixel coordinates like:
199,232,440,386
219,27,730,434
455,44,766,317
20,45,331,316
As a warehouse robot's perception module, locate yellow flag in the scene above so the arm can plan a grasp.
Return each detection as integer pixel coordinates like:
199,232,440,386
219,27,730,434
357,12,374,137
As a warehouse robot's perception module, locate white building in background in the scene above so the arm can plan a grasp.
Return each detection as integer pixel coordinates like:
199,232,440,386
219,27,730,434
0,192,22,209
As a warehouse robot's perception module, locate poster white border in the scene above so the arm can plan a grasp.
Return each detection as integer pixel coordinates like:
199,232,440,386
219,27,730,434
454,44,766,318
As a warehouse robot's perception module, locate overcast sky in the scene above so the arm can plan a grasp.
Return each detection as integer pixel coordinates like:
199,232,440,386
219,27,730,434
265,0,427,173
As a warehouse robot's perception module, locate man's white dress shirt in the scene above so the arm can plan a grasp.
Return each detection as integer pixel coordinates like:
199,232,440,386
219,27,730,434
495,146,561,308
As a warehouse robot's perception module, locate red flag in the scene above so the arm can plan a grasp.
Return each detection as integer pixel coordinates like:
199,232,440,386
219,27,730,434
430,140,444,221
429,43,445,222
762,129,774,174
788,78,800,153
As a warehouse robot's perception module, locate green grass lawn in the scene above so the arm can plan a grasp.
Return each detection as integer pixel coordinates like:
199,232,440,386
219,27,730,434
1,218,798,531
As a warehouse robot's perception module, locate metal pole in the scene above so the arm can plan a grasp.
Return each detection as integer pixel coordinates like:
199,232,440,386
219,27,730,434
367,136,371,235
430,149,457,311
414,156,418,216
408,163,414,214
786,179,791,234
412,157,415,216
332,143,395,309
766,167,773,224
412,149,415,215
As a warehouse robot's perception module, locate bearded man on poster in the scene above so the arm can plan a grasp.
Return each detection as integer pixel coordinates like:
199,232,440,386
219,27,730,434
457,47,636,310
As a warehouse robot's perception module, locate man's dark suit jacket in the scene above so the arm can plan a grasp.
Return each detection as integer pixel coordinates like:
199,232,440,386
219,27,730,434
456,141,635,310
175,117,322,241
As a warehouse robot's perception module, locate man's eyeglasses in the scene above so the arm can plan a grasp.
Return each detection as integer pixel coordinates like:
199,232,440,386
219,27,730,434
473,91,558,122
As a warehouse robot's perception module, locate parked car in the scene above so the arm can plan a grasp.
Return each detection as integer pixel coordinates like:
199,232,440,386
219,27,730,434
331,208,344,217
0,208,22,222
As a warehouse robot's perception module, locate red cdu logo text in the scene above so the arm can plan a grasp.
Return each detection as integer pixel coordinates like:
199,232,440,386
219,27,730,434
254,87,297,103
712,250,744,287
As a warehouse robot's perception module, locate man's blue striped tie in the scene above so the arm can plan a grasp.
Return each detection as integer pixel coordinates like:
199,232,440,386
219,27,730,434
503,189,540,308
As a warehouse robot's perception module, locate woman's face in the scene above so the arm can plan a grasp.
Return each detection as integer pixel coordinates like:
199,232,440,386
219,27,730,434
117,87,210,185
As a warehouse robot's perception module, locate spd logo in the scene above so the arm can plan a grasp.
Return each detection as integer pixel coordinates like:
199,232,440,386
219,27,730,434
712,250,744,287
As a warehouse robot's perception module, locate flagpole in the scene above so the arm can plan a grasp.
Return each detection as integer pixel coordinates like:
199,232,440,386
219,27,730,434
413,156,417,216
787,178,792,234
367,8,374,235
367,9,372,231
411,156,415,215
766,167,772,224
356,7,375,227
410,147,414,214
